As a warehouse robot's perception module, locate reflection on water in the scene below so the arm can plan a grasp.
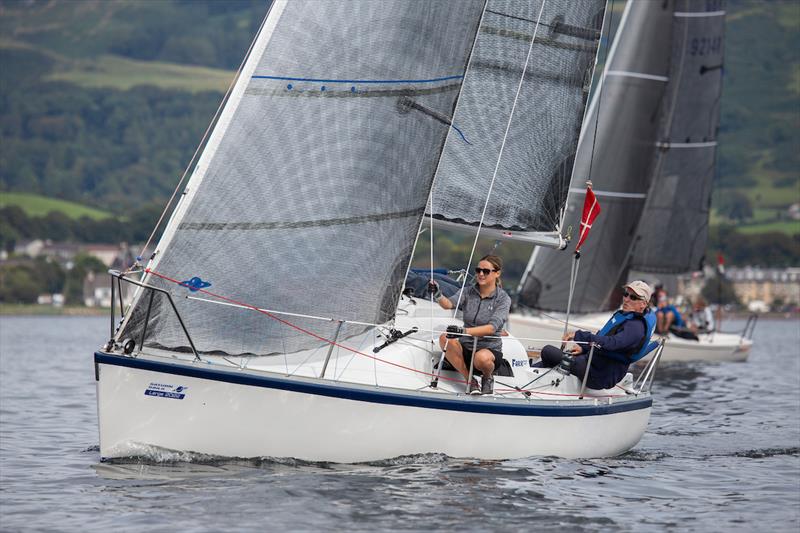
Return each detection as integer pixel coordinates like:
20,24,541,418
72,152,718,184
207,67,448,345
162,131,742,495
1,316,799,532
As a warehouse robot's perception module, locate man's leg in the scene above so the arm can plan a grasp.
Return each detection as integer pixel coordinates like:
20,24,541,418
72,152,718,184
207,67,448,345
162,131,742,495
538,345,565,367
664,311,675,332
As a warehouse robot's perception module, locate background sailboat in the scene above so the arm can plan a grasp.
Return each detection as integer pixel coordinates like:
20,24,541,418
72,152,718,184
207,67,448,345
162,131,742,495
510,0,752,362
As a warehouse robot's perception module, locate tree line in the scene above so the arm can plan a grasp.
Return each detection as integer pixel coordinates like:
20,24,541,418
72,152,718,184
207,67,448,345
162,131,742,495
0,204,163,252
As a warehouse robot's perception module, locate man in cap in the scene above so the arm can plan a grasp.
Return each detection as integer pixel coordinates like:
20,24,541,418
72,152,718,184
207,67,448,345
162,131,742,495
536,280,656,390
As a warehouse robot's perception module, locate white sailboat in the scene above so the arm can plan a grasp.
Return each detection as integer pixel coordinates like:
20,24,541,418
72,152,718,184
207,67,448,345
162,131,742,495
509,0,752,363
95,0,662,463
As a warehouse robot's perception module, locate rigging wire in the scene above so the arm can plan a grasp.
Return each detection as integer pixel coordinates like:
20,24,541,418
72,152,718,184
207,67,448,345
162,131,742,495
145,268,603,394
454,0,547,314
400,1,491,351
585,0,615,191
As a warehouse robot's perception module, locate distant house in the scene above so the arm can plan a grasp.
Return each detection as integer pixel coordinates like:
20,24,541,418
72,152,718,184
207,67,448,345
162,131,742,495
727,267,800,310
83,244,124,267
677,266,800,311
83,269,136,308
83,271,112,308
10,240,139,271
13,239,46,257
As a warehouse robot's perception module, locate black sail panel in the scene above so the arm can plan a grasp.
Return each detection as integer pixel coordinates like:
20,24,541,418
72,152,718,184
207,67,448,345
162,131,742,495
629,0,726,273
522,0,674,313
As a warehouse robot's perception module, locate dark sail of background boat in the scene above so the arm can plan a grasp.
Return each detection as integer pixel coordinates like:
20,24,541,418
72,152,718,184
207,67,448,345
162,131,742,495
521,0,725,313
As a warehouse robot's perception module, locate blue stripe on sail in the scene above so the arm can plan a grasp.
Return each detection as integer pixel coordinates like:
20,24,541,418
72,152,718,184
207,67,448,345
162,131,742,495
252,74,464,84
95,352,652,417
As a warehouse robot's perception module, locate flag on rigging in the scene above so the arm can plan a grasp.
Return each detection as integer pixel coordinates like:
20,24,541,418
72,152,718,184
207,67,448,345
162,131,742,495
575,184,601,252
716,252,726,276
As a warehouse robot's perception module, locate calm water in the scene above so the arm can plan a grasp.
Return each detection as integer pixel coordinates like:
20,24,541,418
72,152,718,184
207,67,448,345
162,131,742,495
1,315,798,532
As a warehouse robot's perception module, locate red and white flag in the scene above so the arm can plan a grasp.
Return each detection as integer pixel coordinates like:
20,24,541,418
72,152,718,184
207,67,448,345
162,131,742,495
576,185,601,252
717,251,726,275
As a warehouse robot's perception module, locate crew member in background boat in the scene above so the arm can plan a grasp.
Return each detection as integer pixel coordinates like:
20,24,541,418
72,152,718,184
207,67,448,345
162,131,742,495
689,297,715,334
428,255,512,395
655,291,686,335
535,281,655,390
651,284,666,308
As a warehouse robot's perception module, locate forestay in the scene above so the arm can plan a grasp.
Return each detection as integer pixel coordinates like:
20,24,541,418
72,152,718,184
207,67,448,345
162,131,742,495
428,0,605,245
521,0,674,312
118,1,485,356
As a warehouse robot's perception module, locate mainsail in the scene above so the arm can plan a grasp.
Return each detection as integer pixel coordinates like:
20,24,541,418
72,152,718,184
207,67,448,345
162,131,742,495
628,3,726,273
118,1,486,355
428,0,606,247
520,0,726,312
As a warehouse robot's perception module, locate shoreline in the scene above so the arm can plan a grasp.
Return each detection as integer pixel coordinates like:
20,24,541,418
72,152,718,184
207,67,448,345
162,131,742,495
0,304,796,321
0,304,108,316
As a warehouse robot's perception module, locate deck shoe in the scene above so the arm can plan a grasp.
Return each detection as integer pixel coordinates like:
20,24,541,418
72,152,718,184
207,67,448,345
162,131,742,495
481,375,494,395
468,378,481,395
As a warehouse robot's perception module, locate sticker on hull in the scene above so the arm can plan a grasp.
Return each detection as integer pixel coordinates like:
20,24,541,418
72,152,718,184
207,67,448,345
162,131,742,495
144,382,188,400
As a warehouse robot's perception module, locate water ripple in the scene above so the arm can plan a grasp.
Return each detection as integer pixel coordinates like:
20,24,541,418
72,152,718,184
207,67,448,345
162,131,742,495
1,316,799,532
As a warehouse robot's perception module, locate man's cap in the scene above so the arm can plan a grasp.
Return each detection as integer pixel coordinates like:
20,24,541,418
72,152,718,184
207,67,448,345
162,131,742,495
623,280,653,302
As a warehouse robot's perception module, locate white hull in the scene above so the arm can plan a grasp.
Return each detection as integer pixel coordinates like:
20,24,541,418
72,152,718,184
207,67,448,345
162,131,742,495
95,298,654,462
509,312,752,363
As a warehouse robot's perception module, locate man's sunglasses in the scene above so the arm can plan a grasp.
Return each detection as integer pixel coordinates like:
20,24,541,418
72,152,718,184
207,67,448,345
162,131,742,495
474,267,497,276
623,291,643,301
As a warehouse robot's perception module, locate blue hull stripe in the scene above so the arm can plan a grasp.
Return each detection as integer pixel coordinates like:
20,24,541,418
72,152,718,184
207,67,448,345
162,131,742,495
251,74,463,84
95,352,652,417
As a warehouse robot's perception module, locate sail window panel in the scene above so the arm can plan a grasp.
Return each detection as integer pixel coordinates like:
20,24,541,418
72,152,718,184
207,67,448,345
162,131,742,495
430,0,605,235
120,1,485,356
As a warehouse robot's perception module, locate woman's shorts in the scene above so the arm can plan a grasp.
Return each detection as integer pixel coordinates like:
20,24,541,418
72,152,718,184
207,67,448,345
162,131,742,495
441,340,514,377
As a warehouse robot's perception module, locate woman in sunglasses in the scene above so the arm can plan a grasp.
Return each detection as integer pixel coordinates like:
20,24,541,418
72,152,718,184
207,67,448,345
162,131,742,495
429,254,512,395
535,280,656,390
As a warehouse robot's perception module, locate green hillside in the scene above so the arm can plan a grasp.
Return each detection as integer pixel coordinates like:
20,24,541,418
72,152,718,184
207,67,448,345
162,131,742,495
0,192,110,219
47,55,234,93
717,0,800,221
0,0,797,253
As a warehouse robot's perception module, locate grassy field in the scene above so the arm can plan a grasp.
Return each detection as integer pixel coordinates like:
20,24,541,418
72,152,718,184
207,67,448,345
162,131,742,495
47,54,235,93
0,192,111,220
0,303,107,316
737,220,800,235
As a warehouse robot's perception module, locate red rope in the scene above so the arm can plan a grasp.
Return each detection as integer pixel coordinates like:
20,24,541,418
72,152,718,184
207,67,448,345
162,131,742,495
144,268,629,398
146,269,466,384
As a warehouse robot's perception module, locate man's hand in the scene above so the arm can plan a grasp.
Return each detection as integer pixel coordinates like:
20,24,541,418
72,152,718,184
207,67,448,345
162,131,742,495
562,331,575,342
446,325,465,338
427,280,442,299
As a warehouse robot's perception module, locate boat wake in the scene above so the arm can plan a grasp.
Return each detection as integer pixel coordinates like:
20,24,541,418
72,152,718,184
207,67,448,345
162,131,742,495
727,447,800,459
96,441,454,467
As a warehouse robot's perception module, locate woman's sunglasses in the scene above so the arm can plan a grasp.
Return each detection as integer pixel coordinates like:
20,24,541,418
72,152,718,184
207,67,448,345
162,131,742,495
623,291,643,301
475,267,497,276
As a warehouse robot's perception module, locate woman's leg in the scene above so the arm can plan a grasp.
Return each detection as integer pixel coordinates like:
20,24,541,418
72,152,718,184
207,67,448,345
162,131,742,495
440,333,469,378
473,349,496,376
